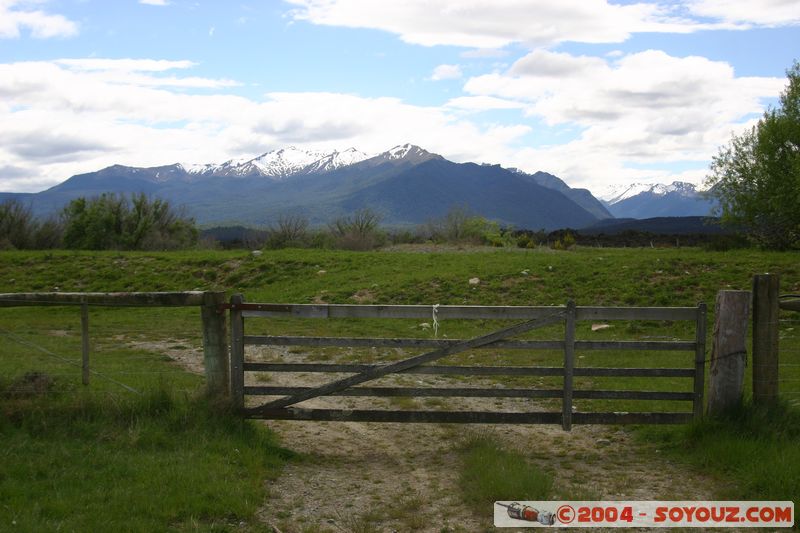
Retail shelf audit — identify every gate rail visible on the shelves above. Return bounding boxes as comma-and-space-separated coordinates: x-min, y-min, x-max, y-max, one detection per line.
230, 295, 706, 430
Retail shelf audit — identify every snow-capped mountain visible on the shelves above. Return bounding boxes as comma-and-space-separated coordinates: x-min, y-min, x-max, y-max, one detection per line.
367, 143, 441, 166
600, 181, 703, 205
184, 146, 370, 180
15, 143, 610, 230
304, 147, 370, 174
386, 144, 427, 160
599, 181, 716, 219
599, 183, 658, 205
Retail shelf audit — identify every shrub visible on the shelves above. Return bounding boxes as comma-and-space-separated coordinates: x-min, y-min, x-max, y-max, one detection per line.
328, 208, 385, 251
0, 199, 63, 249
265, 214, 310, 249
0, 199, 37, 249
426, 206, 513, 246
62, 193, 197, 250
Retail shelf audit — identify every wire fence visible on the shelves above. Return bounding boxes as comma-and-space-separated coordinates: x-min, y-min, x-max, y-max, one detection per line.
3, 290, 800, 411
0, 303, 206, 399
779, 306, 800, 408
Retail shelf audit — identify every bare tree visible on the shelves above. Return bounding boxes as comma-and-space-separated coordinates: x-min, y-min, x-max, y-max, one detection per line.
267, 213, 310, 248
328, 208, 384, 250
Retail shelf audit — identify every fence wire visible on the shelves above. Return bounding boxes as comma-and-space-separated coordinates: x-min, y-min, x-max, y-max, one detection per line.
779, 309, 800, 407
0, 305, 205, 400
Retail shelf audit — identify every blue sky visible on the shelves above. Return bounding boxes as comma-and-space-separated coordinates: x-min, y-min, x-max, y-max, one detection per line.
1, 0, 798, 195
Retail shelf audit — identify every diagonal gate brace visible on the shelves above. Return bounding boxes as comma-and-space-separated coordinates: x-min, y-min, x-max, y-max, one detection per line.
254, 311, 565, 412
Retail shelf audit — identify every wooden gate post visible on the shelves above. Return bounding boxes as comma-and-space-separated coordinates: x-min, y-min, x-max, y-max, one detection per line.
201, 291, 228, 397
707, 291, 750, 414
753, 274, 780, 403
562, 300, 576, 431
230, 294, 245, 409
693, 302, 707, 420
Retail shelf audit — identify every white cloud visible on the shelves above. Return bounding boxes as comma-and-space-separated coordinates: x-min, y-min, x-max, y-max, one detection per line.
51, 58, 240, 89
56, 58, 197, 72
686, 0, 800, 26
463, 49, 785, 190
139, 0, 170, 5
0, 59, 532, 192
285, 0, 745, 49
0, 49, 788, 196
431, 64, 462, 81
445, 95, 525, 112
0, 0, 78, 39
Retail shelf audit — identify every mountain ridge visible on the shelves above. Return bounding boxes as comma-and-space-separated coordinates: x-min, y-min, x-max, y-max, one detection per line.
3, 144, 714, 228
600, 181, 717, 219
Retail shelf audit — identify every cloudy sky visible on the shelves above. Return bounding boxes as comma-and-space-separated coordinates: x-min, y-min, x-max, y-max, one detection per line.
1, 0, 798, 195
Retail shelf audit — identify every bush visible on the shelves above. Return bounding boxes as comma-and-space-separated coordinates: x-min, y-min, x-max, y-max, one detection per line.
425, 206, 513, 246
328, 208, 385, 251
550, 230, 576, 250
265, 214, 310, 249
0, 199, 63, 249
0, 199, 36, 249
62, 193, 197, 250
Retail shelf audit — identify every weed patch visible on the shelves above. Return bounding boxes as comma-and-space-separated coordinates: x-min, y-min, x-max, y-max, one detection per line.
639, 400, 800, 503
0, 385, 293, 532
458, 434, 553, 508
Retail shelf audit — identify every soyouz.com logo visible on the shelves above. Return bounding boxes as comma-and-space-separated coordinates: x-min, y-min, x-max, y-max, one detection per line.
494, 501, 794, 528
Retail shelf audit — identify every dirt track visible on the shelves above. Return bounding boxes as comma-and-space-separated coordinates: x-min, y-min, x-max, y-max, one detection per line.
150, 339, 721, 533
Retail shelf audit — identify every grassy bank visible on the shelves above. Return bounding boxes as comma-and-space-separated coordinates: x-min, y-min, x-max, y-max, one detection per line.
0, 247, 798, 306
641, 401, 800, 507
0, 382, 293, 532
1, 246, 799, 528
3, 246, 798, 406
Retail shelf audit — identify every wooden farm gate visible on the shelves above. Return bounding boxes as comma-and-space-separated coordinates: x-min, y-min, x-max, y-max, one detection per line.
229, 295, 706, 430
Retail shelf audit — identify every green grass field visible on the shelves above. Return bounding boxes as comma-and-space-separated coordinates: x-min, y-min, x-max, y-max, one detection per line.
1, 246, 799, 529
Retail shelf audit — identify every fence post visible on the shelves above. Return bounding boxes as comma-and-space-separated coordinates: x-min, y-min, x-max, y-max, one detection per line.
753, 274, 780, 403
201, 291, 228, 398
81, 300, 90, 386
693, 302, 707, 420
230, 294, 245, 410
562, 300, 575, 431
707, 291, 749, 414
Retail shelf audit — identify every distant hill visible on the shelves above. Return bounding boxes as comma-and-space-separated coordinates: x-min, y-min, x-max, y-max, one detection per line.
581, 216, 729, 235
2, 144, 607, 231
600, 182, 717, 219
512, 169, 612, 220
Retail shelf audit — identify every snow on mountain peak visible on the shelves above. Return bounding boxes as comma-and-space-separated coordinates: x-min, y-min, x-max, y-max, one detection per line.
181, 143, 435, 181
386, 143, 427, 160
306, 147, 369, 173
247, 146, 328, 178
599, 181, 700, 205
653, 181, 699, 196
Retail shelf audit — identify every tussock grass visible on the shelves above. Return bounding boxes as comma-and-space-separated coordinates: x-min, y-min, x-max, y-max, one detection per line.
0, 381, 293, 532
639, 400, 800, 505
457, 434, 553, 507
1, 247, 799, 524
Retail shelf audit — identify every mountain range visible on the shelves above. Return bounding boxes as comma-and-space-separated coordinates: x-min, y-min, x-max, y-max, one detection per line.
1, 144, 717, 229
599, 181, 716, 219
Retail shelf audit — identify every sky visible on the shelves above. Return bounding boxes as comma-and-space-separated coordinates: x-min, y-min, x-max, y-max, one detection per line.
1, 0, 798, 196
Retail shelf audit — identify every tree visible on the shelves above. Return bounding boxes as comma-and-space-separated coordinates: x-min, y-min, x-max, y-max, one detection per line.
705, 61, 800, 250
328, 208, 384, 250
265, 213, 310, 249
425, 205, 509, 246
62, 193, 197, 250
0, 199, 63, 249
0, 199, 36, 249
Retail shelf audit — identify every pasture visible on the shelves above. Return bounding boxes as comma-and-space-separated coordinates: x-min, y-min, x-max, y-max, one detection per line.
1, 246, 799, 531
